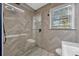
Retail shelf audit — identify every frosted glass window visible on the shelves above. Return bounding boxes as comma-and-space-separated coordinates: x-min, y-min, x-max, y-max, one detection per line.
50, 4, 75, 29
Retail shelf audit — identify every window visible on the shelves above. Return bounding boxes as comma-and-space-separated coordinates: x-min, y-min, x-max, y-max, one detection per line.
50, 4, 75, 29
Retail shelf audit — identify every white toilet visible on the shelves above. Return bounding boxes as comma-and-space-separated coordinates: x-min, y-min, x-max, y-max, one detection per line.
55, 48, 62, 55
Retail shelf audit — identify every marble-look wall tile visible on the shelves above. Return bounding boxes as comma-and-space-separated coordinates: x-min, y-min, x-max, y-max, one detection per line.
3, 3, 34, 56
35, 3, 78, 53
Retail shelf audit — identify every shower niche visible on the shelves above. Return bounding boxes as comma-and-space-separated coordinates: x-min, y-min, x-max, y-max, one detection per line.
33, 14, 42, 32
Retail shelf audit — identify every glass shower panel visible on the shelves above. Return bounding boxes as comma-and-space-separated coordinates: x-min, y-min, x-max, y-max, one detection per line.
3, 4, 29, 56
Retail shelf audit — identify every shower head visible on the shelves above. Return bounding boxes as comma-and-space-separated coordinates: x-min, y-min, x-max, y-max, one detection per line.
5, 3, 24, 12
5, 5, 14, 11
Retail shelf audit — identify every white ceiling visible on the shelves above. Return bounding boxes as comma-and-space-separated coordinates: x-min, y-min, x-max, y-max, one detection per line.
26, 3, 47, 10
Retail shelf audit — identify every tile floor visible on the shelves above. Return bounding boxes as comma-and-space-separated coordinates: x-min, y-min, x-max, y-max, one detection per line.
26, 47, 55, 56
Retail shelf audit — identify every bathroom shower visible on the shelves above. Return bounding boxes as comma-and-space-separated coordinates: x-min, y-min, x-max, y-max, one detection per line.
3, 3, 53, 56
3, 3, 79, 56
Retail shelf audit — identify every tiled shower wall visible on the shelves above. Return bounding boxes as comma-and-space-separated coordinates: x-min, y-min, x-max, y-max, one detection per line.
3, 4, 34, 55
35, 3, 79, 53
3, 3, 79, 55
